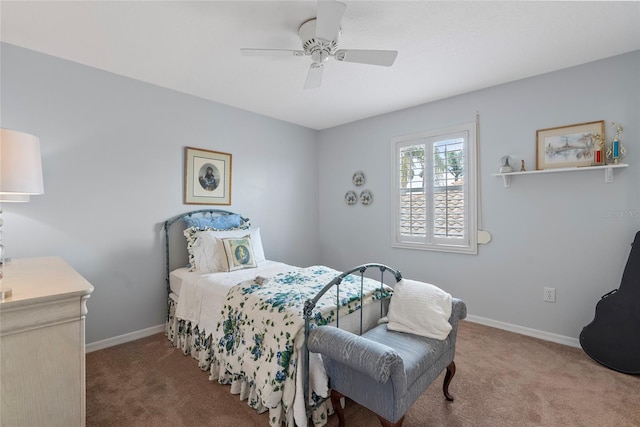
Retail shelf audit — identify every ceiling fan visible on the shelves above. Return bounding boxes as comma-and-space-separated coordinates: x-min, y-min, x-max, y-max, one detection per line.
240, 0, 398, 89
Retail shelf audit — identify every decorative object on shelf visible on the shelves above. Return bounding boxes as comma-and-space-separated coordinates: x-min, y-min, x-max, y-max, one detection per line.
499, 155, 513, 173
352, 170, 365, 186
345, 190, 357, 205
592, 132, 606, 165
359, 190, 373, 205
0, 128, 45, 300
520, 160, 526, 172
184, 147, 232, 205
536, 120, 604, 170
606, 122, 626, 164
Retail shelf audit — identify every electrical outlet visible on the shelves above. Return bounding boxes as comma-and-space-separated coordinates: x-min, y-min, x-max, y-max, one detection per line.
544, 287, 556, 303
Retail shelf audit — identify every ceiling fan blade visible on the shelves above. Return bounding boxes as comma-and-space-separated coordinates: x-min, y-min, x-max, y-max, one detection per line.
304, 63, 323, 89
315, 0, 346, 42
334, 49, 398, 66
240, 48, 305, 57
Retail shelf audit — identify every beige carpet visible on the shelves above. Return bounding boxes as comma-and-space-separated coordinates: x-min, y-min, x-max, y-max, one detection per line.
86, 321, 640, 427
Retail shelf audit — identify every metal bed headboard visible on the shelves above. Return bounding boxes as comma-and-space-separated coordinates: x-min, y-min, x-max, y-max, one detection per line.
302, 263, 402, 418
162, 209, 250, 293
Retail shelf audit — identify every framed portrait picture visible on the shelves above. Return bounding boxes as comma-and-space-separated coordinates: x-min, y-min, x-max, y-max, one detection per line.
184, 147, 232, 205
536, 120, 604, 170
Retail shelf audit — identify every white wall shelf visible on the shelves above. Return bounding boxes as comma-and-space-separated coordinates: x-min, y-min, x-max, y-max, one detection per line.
492, 163, 629, 187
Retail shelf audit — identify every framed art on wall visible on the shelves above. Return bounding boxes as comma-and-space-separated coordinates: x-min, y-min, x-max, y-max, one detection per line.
536, 120, 604, 170
184, 146, 232, 205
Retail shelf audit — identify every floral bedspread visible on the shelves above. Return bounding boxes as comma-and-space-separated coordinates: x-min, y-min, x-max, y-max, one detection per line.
209, 265, 391, 427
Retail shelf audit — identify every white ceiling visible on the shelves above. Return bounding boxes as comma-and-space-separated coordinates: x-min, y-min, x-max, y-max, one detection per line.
1, 1, 639, 130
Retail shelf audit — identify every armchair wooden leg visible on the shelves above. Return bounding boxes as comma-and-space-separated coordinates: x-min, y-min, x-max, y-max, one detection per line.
443, 360, 456, 401
331, 389, 346, 427
377, 415, 405, 427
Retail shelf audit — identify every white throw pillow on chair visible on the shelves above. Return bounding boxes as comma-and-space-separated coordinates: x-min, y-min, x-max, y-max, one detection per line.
385, 278, 453, 340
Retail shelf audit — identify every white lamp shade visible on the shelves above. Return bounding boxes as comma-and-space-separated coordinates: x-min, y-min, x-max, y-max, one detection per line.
0, 128, 44, 195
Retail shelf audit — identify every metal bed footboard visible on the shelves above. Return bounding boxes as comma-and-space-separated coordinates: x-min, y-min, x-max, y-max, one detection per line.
302, 263, 402, 419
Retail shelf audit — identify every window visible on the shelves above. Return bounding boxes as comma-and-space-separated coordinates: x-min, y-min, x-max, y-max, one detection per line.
391, 122, 477, 254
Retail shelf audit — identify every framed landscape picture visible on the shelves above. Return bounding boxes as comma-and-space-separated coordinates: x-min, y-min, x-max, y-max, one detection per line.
536, 120, 604, 170
184, 147, 232, 205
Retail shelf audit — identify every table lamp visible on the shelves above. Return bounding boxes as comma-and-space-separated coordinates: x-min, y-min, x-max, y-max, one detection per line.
0, 128, 45, 299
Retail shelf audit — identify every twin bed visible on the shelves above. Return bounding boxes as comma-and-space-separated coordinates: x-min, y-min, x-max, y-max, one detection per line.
163, 209, 402, 426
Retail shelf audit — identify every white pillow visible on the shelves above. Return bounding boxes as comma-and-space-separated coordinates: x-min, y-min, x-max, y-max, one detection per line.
191, 232, 228, 273
191, 227, 266, 273
385, 278, 453, 340
221, 236, 257, 271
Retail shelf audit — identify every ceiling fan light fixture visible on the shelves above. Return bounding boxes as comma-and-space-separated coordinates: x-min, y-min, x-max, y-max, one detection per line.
311, 49, 329, 64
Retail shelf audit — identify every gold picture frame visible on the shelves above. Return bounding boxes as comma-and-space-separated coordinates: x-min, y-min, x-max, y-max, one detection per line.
536, 120, 604, 170
184, 146, 232, 205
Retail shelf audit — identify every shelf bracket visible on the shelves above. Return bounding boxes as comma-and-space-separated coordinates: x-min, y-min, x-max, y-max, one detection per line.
604, 166, 613, 183
502, 175, 511, 188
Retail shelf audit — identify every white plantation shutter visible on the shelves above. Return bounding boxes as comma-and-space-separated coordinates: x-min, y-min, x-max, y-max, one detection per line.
392, 122, 477, 254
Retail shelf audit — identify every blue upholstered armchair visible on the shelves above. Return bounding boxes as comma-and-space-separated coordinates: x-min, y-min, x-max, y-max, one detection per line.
307, 298, 467, 427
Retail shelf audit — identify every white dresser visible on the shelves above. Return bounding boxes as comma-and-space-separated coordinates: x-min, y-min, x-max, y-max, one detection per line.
0, 257, 94, 427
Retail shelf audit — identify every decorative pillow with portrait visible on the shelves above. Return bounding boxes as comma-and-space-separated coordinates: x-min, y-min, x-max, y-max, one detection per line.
221, 236, 257, 271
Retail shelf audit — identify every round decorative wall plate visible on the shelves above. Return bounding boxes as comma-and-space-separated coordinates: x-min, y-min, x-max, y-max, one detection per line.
352, 171, 365, 186
360, 190, 373, 205
345, 190, 357, 205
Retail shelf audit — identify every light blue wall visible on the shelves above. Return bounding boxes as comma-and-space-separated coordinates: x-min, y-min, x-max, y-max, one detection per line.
3, 41, 639, 345
0, 43, 320, 344
318, 50, 640, 340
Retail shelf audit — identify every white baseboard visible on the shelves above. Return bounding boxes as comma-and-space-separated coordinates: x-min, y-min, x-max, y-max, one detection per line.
85, 324, 165, 353
85, 316, 581, 353
465, 314, 580, 348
